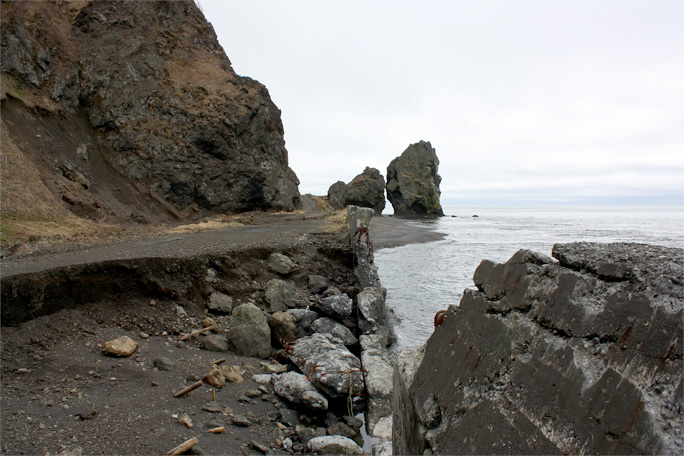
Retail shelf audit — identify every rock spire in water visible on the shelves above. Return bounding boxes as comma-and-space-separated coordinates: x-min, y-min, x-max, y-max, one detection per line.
386, 141, 443, 216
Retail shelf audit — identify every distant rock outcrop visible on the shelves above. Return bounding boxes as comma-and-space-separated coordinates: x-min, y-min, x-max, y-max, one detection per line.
386, 141, 443, 216
327, 167, 386, 214
1, 0, 300, 222
393, 242, 684, 455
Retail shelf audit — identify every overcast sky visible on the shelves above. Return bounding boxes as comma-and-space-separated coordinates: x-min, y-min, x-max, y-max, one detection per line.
199, 0, 683, 206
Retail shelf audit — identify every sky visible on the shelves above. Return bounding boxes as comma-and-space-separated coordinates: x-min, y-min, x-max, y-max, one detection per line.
198, 0, 684, 206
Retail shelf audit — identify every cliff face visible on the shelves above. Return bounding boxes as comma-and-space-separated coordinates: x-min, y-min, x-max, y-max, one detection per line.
1, 0, 300, 225
394, 242, 683, 455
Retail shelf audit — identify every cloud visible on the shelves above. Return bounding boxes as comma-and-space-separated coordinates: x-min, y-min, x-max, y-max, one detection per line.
200, 0, 684, 205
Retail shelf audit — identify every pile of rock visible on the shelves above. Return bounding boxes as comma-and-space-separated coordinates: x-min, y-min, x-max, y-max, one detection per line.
171, 206, 397, 454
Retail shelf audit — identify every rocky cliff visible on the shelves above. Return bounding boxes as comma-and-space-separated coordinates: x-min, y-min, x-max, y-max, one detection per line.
1, 0, 300, 227
386, 141, 443, 216
394, 242, 683, 455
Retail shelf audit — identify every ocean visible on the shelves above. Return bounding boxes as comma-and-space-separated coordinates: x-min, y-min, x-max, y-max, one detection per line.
373, 206, 684, 349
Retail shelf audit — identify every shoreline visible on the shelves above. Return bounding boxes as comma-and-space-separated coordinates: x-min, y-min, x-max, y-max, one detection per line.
369, 215, 446, 250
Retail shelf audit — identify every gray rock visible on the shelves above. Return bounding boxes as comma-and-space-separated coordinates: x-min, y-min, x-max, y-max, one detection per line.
268, 311, 297, 345
315, 293, 353, 320
327, 422, 358, 439
360, 339, 394, 430
153, 357, 175, 371
357, 287, 394, 344
231, 415, 252, 427
268, 252, 296, 275
311, 317, 358, 346
286, 309, 321, 337
265, 279, 295, 312
228, 303, 272, 359
207, 292, 232, 314
327, 181, 347, 210
386, 140, 443, 216
393, 243, 684, 455
308, 275, 329, 294
296, 425, 327, 444
287, 333, 364, 401
273, 371, 329, 410
200, 334, 229, 352
347, 206, 379, 288
279, 408, 301, 427
372, 441, 393, 456
306, 436, 363, 455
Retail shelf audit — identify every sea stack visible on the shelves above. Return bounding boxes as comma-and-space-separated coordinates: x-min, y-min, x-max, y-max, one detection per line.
386, 141, 444, 216
327, 167, 386, 215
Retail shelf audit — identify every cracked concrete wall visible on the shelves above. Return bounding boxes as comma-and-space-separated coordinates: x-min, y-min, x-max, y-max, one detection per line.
393, 242, 683, 455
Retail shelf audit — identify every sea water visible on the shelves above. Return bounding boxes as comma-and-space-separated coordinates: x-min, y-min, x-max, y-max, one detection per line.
374, 206, 684, 349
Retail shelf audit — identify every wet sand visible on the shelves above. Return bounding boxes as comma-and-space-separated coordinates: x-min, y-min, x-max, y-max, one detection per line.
369, 216, 446, 249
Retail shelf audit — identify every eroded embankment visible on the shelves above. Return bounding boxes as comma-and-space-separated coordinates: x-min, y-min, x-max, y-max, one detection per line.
1, 208, 398, 455
1, 236, 352, 327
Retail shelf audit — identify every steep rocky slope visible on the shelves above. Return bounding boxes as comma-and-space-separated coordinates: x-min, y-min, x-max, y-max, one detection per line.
1, 0, 300, 240
394, 242, 683, 455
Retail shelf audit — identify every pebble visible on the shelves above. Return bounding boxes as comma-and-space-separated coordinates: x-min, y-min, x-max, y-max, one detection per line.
15, 368, 29, 374
249, 440, 270, 454
139, 332, 149, 339
231, 415, 252, 427
201, 402, 222, 413
153, 357, 175, 371
179, 413, 193, 428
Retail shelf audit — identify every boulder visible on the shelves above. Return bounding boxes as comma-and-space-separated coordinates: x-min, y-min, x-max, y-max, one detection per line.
386, 140, 443, 216
207, 292, 232, 314
228, 303, 272, 359
265, 279, 295, 312
393, 242, 684, 455
314, 293, 353, 320
286, 309, 320, 337
268, 311, 297, 346
200, 334, 229, 352
357, 287, 394, 344
153, 357, 175, 371
311, 317, 358, 346
287, 333, 364, 401
327, 181, 347, 210
326, 422, 358, 440
268, 253, 296, 275
306, 436, 363, 455
308, 274, 329, 294
102, 336, 137, 357
272, 371, 329, 410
